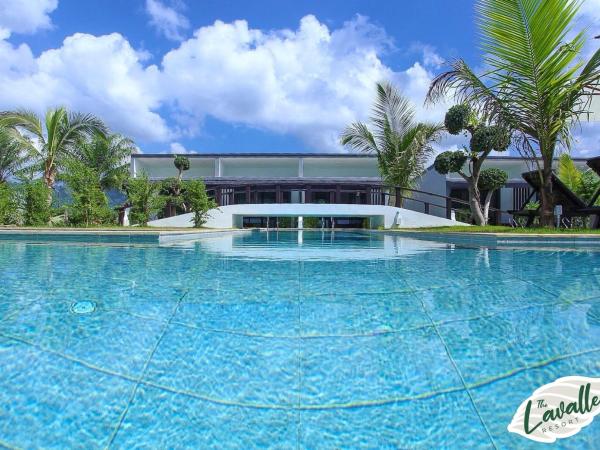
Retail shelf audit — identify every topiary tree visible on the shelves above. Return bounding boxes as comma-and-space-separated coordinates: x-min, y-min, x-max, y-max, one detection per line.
183, 179, 217, 228
174, 155, 190, 182
164, 155, 191, 215
478, 168, 508, 222
433, 104, 510, 225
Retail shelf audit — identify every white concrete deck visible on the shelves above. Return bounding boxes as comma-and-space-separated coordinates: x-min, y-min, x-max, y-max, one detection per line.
147, 203, 468, 229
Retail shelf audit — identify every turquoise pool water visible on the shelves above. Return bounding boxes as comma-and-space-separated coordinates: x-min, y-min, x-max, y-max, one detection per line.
1, 230, 600, 449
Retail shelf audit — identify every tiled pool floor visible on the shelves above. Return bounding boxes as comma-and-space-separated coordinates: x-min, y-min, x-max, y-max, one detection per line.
1, 232, 600, 448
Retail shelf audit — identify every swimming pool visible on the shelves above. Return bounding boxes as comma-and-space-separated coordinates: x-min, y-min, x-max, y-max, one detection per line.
1, 230, 599, 448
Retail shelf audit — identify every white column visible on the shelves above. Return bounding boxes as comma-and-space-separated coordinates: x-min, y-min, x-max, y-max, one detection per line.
298, 216, 303, 229
215, 158, 222, 177
131, 157, 137, 177
298, 157, 304, 177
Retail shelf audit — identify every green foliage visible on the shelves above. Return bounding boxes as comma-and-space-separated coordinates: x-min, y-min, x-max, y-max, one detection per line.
302, 217, 320, 228
478, 167, 508, 190
427, 0, 600, 225
24, 180, 51, 226
161, 177, 184, 210
580, 171, 600, 205
433, 150, 468, 175
557, 153, 583, 192
183, 179, 217, 228
525, 201, 540, 211
340, 82, 443, 206
0, 183, 15, 224
470, 125, 510, 154
125, 173, 166, 226
69, 133, 134, 191
174, 155, 190, 174
0, 126, 28, 183
0, 107, 107, 189
558, 153, 600, 204
62, 159, 114, 226
444, 104, 472, 134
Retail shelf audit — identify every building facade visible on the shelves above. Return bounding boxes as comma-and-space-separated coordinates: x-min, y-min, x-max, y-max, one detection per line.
131, 153, 589, 225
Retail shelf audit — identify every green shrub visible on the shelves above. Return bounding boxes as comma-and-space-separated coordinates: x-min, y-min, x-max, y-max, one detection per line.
126, 172, 166, 226
62, 160, 114, 226
0, 184, 12, 224
302, 217, 321, 228
24, 180, 51, 226
183, 179, 217, 227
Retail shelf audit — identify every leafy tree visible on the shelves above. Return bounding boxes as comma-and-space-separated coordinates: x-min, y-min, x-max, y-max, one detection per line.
341, 81, 443, 207
24, 180, 51, 226
0, 108, 107, 193
183, 179, 217, 227
62, 159, 114, 226
69, 133, 135, 191
433, 104, 510, 224
478, 168, 508, 221
0, 126, 28, 183
427, 0, 600, 227
125, 172, 166, 226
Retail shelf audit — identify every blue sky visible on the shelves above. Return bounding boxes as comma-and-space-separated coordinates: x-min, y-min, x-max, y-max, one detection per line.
0, 0, 598, 155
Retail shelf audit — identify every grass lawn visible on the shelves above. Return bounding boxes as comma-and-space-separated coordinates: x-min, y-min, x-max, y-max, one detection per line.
399, 225, 600, 234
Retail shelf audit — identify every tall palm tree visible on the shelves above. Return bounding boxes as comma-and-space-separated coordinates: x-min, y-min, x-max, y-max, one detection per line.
0, 107, 107, 190
427, 0, 600, 227
68, 133, 136, 190
341, 81, 443, 207
0, 125, 28, 183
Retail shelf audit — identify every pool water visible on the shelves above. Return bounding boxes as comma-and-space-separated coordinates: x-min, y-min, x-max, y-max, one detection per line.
1, 230, 600, 449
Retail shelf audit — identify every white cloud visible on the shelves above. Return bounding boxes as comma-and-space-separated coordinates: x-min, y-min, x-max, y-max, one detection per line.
159, 15, 446, 150
170, 142, 192, 153
0, 32, 170, 141
145, 0, 189, 41
0, 0, 57, 37
0, 14, 454, 151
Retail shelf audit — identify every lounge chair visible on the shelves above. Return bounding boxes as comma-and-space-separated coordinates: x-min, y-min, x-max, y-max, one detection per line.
509, 170, 597, 227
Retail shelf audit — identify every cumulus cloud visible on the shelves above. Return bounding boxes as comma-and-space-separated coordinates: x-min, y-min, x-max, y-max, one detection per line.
0, 13, 450, 151
0, 0, 57, 37
0, 33, 170, 141
159, 15, 447, 150
145, 0, 189, 41
170, 142, 192, 153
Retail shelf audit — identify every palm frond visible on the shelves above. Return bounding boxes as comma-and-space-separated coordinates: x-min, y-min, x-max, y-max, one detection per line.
0, 109, 44, 140
557, 152, 582, 192
340, 122, 379, 154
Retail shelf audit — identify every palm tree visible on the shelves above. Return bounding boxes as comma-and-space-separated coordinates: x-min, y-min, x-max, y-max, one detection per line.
341, 81, 443, 207
427, 0, 600, 227
0, 125, 28, 183
0, 107, 107, 191
68, 133, 135, 191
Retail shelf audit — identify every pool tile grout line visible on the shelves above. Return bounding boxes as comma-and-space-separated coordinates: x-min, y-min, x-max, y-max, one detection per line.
0, 438, 22, 450
104, 289, 190, 449
393, 271, 499, 450
2, 327, 600, 413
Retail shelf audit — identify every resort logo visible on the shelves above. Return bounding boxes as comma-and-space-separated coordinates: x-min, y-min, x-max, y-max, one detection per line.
508, 376, 600, 443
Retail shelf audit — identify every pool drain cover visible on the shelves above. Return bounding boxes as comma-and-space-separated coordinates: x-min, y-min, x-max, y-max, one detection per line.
70, 301, 96, 315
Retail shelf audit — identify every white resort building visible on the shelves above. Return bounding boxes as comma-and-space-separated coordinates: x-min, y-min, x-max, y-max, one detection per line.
130, 153, 588, 228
